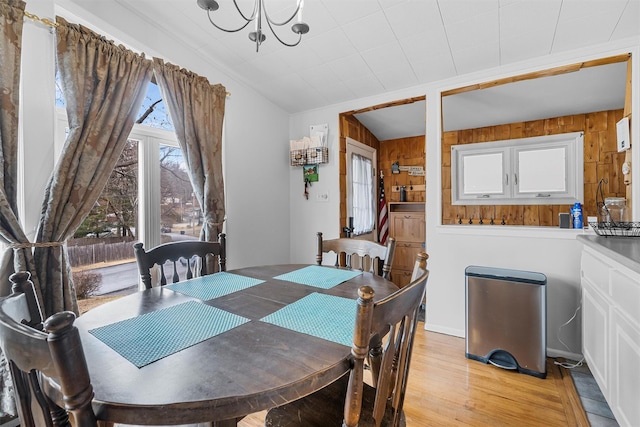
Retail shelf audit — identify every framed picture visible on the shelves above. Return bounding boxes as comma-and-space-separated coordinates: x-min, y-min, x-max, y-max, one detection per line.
303, 165, 318, 182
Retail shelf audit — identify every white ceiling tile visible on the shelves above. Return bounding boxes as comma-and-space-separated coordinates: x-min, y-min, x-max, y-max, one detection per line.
321, 0, 382, 26
499, 0, 561, 36
437, 0, 499, 25
299, 63, 342, 88
341, 11, 398, 51
557, 0, 628, 21
317, 80, 358, 105
298, 0, 340, 36
304, 28, 356, 62
326, 54, 373, 81
399, 27, 451, 64
375, 62, 418, 91
552, 12, 629, 52
445, 9, 500, 52
611, 0, 640, 40
500, 31, 554, 65
341, 73, 386, 98
360, 42, 410, 71
382, 0, 443, 40
451, 42, 500, 75
412, 53, 457, 83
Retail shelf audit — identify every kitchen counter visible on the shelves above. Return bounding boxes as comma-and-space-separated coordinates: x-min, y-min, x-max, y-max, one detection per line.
577, 235, 640, 275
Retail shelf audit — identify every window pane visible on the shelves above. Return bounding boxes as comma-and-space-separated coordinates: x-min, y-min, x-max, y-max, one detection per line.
160, 145, 202, 240
463, 152, 503, 194
351, 153, 374, 235
518, 147, 566, 193
69, 139, 140, 304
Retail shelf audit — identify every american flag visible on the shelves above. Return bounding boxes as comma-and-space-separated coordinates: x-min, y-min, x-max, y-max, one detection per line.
378, 171, 389, 245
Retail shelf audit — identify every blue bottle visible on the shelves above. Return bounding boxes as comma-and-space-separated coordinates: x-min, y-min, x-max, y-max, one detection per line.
572, 202, 583, 229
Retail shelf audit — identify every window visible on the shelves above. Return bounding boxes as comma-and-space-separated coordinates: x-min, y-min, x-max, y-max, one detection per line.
346, 138, 376, 236
451, 132, 583, 205
58, 81, 205, 300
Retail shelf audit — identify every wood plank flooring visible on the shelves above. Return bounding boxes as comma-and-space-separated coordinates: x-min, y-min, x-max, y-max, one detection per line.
240, 327, 588, 427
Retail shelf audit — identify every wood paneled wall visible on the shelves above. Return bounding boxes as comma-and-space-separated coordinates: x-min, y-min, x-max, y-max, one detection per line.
441, 109, 626, 226
379, 136, 426, 203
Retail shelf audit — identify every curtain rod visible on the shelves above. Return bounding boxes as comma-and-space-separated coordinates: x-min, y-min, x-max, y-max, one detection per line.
24, 11, 58, 28
23, 11, 231, 98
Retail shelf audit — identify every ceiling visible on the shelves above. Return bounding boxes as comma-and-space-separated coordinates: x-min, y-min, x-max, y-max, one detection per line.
63, 0, 638, 139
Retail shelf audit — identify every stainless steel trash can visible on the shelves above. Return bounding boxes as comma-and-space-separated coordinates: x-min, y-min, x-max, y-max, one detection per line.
465, 266, 547, 378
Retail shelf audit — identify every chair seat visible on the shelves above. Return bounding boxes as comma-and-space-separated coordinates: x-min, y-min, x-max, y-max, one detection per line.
264, 375, 406, 427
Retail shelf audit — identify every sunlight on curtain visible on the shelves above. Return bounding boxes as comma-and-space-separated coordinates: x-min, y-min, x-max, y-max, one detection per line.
351, 153, 374, 235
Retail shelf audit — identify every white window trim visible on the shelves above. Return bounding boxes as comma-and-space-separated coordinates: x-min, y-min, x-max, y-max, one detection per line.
451, 132, 584, 205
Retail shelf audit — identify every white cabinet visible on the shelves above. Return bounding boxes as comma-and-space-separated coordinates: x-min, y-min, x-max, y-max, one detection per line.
580, 244, 640, 427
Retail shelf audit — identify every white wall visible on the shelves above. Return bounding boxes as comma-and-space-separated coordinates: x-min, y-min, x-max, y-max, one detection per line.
22, 0, 293, 269
290, 38, 640, 359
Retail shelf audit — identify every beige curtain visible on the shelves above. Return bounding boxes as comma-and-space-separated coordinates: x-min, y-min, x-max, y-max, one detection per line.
0, 0, 28, 416
152, 59, 226, 246
0, 0, 39, 296
33, 17, 153, 316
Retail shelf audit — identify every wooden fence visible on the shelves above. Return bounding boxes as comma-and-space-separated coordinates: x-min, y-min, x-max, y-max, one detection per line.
68, 237, 136, 267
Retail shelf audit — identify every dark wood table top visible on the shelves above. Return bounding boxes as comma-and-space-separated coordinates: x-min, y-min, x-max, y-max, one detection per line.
65, 264, 398, 426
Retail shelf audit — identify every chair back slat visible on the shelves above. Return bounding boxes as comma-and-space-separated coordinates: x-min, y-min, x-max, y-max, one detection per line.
317, 232, 396, 279
134, 233, 226, 289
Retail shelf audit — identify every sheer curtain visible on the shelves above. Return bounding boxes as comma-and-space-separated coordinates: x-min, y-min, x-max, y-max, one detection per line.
352, 153, 374, 235
152, 58, 226, 252
33, 17, 153, 316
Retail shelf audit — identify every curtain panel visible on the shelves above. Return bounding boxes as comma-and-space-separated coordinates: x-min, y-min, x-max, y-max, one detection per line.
33, 16, 153, 317
0, 0, 26, 416
152, 59, 226, 246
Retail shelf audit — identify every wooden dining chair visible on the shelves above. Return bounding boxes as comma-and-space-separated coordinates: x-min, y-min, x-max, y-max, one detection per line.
133, 233, 226, 289
265, 252, 429, 427
0, 272, 100, 427
316, 232, 396, 280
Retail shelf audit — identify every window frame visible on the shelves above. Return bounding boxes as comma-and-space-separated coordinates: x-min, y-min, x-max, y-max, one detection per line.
451, 132, 584, 205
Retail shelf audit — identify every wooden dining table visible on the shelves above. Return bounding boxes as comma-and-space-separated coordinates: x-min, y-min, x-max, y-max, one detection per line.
52, 264, 399, 426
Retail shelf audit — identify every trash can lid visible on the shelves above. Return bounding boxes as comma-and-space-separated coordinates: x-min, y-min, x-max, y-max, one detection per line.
465, 265, 547, 285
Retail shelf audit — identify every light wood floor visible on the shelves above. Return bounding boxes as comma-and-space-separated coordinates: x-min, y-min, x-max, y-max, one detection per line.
239, 326, 588, 427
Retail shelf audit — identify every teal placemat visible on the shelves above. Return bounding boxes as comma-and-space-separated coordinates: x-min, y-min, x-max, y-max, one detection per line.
165, 272, 265, 301
274, 265, 362, 289
89, 301, 249, 368
260, 293, 356, 347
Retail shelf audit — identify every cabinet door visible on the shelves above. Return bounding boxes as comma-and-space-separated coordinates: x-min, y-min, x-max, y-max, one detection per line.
610, 310, 640, 427
394, 242, 423, 270
391, 270, 414, 288
582, 283, 610, 398
390, 213, 425, 243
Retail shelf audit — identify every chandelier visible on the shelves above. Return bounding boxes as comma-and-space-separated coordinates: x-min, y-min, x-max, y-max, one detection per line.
196, 0, 310, 52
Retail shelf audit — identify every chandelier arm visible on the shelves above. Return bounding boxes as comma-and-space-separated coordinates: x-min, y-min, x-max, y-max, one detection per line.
262, 2, 300, 27
231, 0, 258, 22
206, 10, 252, 33
264, 18, 303, 47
